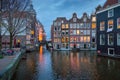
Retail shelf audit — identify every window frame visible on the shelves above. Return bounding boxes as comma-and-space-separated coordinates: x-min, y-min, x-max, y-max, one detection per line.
117, 18, 120, 29
108, 33, 114, 46
100, 21, 105, 31
108, 9, 114, 18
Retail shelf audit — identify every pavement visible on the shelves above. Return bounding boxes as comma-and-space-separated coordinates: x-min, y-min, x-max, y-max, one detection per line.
0, 51, 20, 73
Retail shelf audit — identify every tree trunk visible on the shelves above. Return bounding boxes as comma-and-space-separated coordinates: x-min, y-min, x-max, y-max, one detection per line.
10, 33, 13, 49
0, 35, 2, 51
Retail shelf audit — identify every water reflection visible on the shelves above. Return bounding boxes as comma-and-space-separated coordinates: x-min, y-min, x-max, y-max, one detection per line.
51, 51, 98, 80
12, 46, 120, 80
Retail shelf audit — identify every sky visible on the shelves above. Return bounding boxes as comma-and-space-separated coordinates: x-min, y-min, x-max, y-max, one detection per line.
32, 0, 106, 39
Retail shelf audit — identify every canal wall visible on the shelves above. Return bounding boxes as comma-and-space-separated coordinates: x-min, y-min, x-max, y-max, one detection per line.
0, 50, 25, 80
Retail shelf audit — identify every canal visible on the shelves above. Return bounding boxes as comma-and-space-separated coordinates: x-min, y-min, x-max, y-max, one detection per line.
12, 46, 120, 80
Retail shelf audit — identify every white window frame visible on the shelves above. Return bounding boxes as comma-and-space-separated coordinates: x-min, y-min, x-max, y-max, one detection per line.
108, 48, 114, 56
117, 33, 120, 46
107, 20, 113, 32
108, 34, 114, 45
108, 9, 114, 18
100, 21, 105, 31
100, 34, 105, 45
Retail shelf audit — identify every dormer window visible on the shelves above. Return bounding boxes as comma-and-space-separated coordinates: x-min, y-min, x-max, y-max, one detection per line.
73, 18, 76, 22
83, 18, 87, 22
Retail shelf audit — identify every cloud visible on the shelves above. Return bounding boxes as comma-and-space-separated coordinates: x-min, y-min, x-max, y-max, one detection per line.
32, 0, 106, 39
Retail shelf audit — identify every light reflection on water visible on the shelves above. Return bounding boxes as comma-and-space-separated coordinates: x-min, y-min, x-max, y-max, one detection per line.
12, 46, 120, 80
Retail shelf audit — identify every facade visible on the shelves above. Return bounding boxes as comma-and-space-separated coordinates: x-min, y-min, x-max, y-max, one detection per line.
1, 0, 38, 50
51, 13, 97, 50
52, 17, 66, 50
91, 13, 97, 50
69, 13, 91, 50
96, 0, 120, 56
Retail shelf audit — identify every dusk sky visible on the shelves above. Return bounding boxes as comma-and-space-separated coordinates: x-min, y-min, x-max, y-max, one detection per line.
32, 0, 106, 39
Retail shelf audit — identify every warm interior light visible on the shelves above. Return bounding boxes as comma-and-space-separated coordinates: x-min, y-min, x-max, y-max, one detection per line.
31, 30, 34, 34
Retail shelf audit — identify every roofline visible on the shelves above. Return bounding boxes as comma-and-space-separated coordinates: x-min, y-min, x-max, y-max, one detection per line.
96, 3, 120, 14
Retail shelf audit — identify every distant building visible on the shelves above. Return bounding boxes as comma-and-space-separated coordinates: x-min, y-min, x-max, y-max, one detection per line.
52, 17, 66, 50
51, 13, 97, 50
96, 0, 120, 56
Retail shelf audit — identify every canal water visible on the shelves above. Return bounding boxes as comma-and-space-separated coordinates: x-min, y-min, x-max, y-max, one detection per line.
12, 46, 120, 80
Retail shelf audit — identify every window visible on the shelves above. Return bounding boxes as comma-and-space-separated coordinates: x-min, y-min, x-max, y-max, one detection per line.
54, 27, 57, 31
77, 23, 79, 28
70, 30, 72, 34
73, 18, 77, 22
92, 38, 95, 42
73, 30, 76, 35
86, 30, 90, 35
76, 30, 80, 35
108, 48, 114, 55
92, 17, 96, 22
117, 18, 120, 29
83, 18, 87, 22
108, 34, 114, 45
100, 34, 105, 45
80, 36, 83, 42
73, 23, 76, 28
107, 20, 113, 32
62, 24, 65, 29
117, 33, 120, 46
100, 22, 105, 31
108, 9, 114, 17
66, 24, 69, 28
70, 37, 73, 42
86, 36, 90, 42
84, 36, 87, 42
70, 24, 73, 28
92, 23, 96, 29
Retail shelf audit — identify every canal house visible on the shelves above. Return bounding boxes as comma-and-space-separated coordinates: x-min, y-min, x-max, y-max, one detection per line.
96, 0, 120, 56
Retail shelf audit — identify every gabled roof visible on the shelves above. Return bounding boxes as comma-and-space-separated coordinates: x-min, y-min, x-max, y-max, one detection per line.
103, 0, 118, 8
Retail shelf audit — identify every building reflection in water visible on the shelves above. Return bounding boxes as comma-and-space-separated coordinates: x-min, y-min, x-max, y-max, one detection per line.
51, 51, 98, 80
12, 49, 120, 80
39, 46, 44, 64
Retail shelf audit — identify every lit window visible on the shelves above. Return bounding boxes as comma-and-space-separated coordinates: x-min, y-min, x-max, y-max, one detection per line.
92, 23, 96, 29
92, 17, 96, 22
66, 24, 69, 28
107, 20, 113, 32
84, 36, 87, 42
100, 22, 105, 31
100, 34, 105, 45
117, 18, 120, 29
80, 36, 83, 42
108, 9, 114, 17
62, 24, 65, 29
108, 34, 114, 45
117, 33, 120, 46
77, 30, 80, 35
70, 37, 74, 42
86, 36, 90, 42
62, 37, 65, 43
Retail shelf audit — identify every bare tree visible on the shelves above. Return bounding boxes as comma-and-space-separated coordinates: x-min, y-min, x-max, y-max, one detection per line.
2, 0, 29, 48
